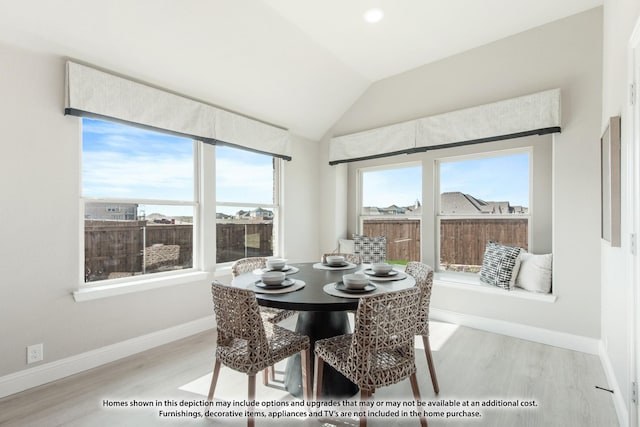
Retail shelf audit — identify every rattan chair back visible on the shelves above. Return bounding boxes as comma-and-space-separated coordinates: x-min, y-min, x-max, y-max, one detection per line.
231, 257, 267, 277
211, 282, 270, 372
405, 261, 434, 336
348, 287, 422, 389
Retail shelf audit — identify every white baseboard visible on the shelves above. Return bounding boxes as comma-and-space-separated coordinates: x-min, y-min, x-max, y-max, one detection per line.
430, 308, 600, 354
599, 341, 629, 427
0, 316, 215, 399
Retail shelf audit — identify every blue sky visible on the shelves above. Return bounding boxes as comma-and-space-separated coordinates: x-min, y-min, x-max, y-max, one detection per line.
82, 118, 274, 216
84, 118, 529, 216
82, 119, 193, 201
440, 153, 529, 207
362, 166, 422, 208
362, 152, 529, 209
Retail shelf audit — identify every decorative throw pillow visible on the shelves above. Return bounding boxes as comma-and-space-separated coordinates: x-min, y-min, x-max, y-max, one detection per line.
515, 253, 553, 293
479, 241, 522, 290
352, 234, 387, 263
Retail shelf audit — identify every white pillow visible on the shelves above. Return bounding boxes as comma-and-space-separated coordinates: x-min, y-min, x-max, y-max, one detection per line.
338, 239, 355, 254
515, 253, 552, 293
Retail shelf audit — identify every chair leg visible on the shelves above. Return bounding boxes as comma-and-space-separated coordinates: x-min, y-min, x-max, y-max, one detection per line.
313, 354, 324, 401
422, 335, 440, 394
360, 389, 371, 427
248, 374, 256, 427
263, 368, 269, 386
207, 359, 222, 400
301, 349, 312, 402
269, 365, 275, 381
409, 373, 428, 427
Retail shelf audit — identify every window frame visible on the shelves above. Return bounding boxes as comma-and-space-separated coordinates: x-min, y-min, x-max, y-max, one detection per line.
357, 161, 423, 262
79, 118, 203, 288
434, 147, 533, 273
214, 146, 283, 267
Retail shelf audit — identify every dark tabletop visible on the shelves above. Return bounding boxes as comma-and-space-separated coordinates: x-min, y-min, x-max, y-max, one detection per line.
230, 262, 415, 312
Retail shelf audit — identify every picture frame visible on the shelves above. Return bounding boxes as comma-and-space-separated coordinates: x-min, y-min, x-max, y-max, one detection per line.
601, 116, 621, 247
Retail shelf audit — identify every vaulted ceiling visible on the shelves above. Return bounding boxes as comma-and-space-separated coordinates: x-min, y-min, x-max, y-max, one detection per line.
0, 0, 602, 140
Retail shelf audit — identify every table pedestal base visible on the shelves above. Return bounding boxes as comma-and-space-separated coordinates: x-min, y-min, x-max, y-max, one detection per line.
285, 311, 358, 399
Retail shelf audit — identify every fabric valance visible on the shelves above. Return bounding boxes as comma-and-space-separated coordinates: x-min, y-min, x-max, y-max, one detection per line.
329, 121, 416, 164
329, 88, 561, 165
65, 61, 291, 160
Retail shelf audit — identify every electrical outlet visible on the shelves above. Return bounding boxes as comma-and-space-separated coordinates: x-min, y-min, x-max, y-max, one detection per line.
27, 343, 43, 364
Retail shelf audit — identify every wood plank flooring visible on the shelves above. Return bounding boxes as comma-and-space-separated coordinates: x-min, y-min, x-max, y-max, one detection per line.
0, 319, 618, 427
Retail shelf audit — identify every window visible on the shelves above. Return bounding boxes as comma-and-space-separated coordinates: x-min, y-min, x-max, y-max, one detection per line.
359, 163, 422, 263
215, 145, 280, 263
82, 118, 198, 283
437, 150, 530, 272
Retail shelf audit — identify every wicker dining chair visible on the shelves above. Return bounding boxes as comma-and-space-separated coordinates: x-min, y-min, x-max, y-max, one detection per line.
231, 257, 297, 383
208, 282, 311, 427
405, 261, 439, 394
320, 252, 363, 265
231, 257, 296, 325
313, 287, 428, 427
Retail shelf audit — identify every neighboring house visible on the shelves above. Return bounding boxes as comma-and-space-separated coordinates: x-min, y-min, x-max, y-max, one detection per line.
84, 202, 138, 220
250, 207, 274, 220
232, 208, 273, 221
216, 212, 234, 220
440, 192, 527, 215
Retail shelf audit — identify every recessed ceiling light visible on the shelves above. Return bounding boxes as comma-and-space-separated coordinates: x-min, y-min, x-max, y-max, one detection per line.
363, 8, 384, 24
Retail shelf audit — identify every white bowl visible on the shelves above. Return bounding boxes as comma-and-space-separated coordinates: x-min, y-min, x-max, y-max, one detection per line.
262, 271, 286, 285
326, 255, 345, 266
372, 262, 393, 275
343, 273, 369, 289
267, 258, 286, 271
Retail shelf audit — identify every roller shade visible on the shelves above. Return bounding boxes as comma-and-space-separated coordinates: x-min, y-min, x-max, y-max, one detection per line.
329, 89, 560, 165
65, 61, 291, 160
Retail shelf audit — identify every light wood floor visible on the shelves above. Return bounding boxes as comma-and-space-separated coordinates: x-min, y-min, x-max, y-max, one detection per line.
0, 319, 618, 427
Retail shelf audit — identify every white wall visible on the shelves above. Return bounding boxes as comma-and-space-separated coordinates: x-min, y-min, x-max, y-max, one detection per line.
601, 0, 640, 424
322, 8, 603, 338
283, 134, 322, 262
0, 41, 321, 381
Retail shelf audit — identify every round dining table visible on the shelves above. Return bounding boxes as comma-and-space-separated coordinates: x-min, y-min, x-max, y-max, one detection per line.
230, 261, 416, 399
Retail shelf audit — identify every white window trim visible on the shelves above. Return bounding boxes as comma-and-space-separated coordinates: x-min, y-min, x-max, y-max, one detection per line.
434, 147, 532, 273
356, 160, 422, 235
214, 152, 283, 269
79, 130, 203, 290
73, 270, 210, 302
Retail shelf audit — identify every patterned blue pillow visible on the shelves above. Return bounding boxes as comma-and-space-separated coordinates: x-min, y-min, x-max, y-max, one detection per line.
353, 234, 387, 263
479, 241, 522, 290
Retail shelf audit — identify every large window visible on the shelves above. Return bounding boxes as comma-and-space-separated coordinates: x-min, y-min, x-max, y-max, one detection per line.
359, 163, 422, 263
82, 118, 198, 283
215, 146, 280, 263
437, 150, 530, 272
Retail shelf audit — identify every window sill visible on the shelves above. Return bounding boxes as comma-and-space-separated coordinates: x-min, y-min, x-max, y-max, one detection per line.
434, 272, 557, 303
73, 271, 211, 302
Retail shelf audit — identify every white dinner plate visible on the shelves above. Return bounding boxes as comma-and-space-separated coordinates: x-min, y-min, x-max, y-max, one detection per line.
334, 282, 376, 293
254, 278, 296, 289
363, 268, 399, 277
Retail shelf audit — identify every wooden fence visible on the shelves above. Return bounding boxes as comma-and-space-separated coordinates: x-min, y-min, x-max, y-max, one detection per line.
85, 220, 273, 281
363, 219, 421, 262
84, 220, 194, 281
363, 217, 528, 267
440, 218, 528, 267
215, 223, 273, 263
